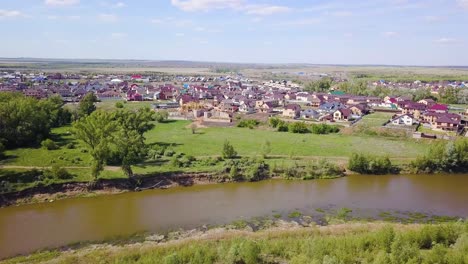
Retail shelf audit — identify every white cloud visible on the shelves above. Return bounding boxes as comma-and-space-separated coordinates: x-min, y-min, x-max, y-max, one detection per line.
195, 27, 205, 31
0, 9, 24, 18
457, 0, 468, 9
68, 15, 80, 20
98, 13, 118, 22
111, 32, 127, 38
276, 18, 321, 26
45, 0, 80, 6
175, 33, 185, 37
114, 2, 126, 8
171, 0, 290, 15
434, 38, 457, 44
244, 5, 291, 15
382, 31, 398, 37
149, 17, 193, 27
171, 0, 243, 12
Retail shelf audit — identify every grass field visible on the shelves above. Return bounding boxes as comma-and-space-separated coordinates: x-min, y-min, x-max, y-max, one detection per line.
65, 101, 156, 113
356, 112, 394, 127
145, 120, 429, 159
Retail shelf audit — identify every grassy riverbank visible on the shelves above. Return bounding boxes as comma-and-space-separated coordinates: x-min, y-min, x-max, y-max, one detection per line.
3, 220, 467, 264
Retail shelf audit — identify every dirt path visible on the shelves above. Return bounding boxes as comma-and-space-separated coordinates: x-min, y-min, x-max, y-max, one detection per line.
0, 165, 121, 171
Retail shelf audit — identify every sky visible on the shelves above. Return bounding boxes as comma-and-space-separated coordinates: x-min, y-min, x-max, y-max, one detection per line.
0, 0, 468, 65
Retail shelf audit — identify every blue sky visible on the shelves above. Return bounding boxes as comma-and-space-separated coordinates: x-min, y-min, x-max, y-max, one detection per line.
0, 0, 467, 65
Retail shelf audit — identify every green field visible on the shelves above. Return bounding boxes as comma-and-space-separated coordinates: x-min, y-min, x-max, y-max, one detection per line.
65, 101, 156, 112
1, 119, 431, 168
145, 120, 428, 159
357, 112, 394, 127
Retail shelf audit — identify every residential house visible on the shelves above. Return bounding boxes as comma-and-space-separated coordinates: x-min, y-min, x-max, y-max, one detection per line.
428, 104, 448, 113
333, 108, 351, 121
390, 114, 416, 126
282, 104, 301, 118
418, 98, 436, 107
300, 109, 320, 120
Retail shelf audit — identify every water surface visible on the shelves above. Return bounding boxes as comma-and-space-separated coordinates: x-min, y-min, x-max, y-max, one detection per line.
0, 174, 467, 259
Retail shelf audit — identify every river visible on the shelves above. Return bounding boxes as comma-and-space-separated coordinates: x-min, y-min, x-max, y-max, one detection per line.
1, 174, 467, 259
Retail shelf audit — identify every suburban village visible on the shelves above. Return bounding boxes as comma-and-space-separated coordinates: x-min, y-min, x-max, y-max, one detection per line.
1, 70, 467, 138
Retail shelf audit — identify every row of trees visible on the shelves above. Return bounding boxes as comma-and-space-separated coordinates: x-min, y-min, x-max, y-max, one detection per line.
73, 108, 155, 179
304, 78, 467, 104
269, 118, 340, 134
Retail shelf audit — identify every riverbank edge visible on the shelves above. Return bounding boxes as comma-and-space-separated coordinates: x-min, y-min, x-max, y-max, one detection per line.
2, 219, 465, 264
0, 170, 348, 207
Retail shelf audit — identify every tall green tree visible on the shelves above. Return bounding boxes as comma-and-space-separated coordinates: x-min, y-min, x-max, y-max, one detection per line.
78, 92, 98, 117
111, 108, 155, 177
73, 111, 117, 180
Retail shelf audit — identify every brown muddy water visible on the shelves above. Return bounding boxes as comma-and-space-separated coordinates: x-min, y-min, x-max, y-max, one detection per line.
0, 174, 467, 259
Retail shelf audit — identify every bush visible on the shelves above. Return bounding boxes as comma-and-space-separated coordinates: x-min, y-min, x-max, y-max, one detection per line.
41, 139, 60, 150
311, 124, 340, 134
115, 101, 124, 108
237, 119, 260, 129
288, 122, 309, 133
348, 153, 396, 174
269, 117, 281, 128
164, 149, 176, 157
170, 156, 182, 168
410, 139, 468, 173
155, 110, 169, 123
277, 121, 289, 132
222, 140, 237, 159
65, 142, 76, 149
43, 165, 73, 180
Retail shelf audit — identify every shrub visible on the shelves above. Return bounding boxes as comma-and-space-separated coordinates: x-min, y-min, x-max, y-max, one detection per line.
44, 165, 73, 180
164, 149, 176, 157
277, 121, 289, 132
410, 139, 468, 173
41, 139, 60, 150
115, 101, 124, 108
237, 119, 260, 129
170, 156, 182, 168
348, 153, 395, 174
311, 124, 340, 134
269, 117, 281, 128
155, 110, 169, 123
222, 140, 237, 159
65, 142, 76, 149
288, 122, 309, 133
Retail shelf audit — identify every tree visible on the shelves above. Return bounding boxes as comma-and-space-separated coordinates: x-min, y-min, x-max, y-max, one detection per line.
0, 92, 50, 147
40, 95, 72, 127
261, 140, 271, 159
73, 111, 117, 180
111, 108, 154, 177
155, 110, 169, 123
78, 92, 98, 117
222, 140, 237, 159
